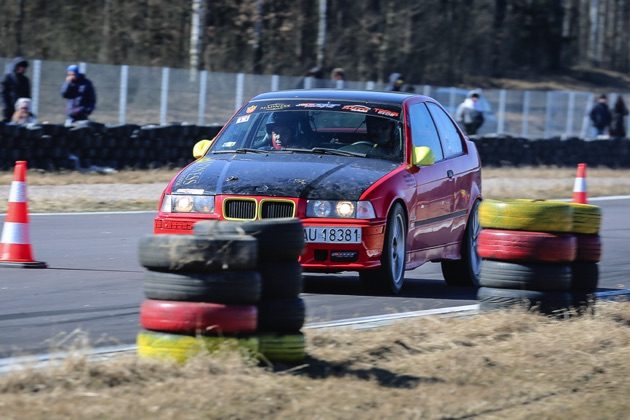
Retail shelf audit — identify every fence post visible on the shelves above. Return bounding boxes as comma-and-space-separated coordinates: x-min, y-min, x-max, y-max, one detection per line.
160, 67, 170, 125
198, 70, 207, 126
366, 81, 375, 90
271, 74, 279, 92
449, 87, 456, 114
118, 65, 128, 125
521, 90, 530, 138
423, 85, 431, 97
31, 60, 41, 117
544, 91, 553, 138
565, 91, 575, 138
235, 73, 245, 110
304, 76, 313, 89
497, 89, 507, 134
79, 62, 87, 74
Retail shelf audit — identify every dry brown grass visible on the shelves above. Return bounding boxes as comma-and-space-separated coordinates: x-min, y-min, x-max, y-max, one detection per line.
0, 302, 628, 419
0, 167, 628, 213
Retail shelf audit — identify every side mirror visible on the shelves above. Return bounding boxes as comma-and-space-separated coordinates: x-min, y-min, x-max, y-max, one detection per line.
192, 139, 213, 159
412, 146, 435, 166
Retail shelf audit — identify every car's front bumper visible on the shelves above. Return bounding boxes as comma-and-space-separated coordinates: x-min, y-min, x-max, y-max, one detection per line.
154, 211, 386, 272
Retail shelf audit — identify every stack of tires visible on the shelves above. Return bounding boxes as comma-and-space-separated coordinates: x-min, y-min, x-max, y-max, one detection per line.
569, 203, 602, 311
194, 219, 307, 364
136, 233, 261, 363
476, 199, 601, 315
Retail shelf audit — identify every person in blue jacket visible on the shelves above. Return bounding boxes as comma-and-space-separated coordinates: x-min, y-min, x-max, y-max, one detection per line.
61, 64, 96, 124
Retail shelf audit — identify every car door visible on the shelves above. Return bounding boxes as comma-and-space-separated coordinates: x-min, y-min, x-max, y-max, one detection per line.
425, 102, 471, 245
407, 102, 454, 256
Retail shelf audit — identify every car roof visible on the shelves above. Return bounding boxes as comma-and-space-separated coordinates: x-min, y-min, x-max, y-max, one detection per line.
250, 89, 431, 106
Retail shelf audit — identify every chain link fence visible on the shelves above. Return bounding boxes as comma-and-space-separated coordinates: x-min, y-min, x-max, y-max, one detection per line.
3, 57, 628, 138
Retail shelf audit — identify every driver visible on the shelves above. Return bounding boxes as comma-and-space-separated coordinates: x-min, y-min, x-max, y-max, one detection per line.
265, 112, 298, 149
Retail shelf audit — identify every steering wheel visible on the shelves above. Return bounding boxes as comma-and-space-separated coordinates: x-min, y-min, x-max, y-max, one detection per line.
349, 141, 374, 147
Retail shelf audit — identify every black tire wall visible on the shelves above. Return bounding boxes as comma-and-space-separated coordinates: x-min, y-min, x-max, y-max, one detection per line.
1, 122, 629, 171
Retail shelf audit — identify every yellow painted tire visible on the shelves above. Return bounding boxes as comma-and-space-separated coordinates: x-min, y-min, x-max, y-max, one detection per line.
137, 330, 258, 364
565, 202, 601, 234
258, 333, 306, 363
479, 199, 573, 232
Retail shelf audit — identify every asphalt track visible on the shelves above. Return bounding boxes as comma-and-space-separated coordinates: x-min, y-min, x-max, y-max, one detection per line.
0, 197, 628, 358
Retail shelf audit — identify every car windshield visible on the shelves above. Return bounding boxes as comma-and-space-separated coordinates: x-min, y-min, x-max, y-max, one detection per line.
210, 101, 404, 162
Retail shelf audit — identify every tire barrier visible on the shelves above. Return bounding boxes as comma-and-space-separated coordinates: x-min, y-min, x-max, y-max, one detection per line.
2, 121, 629, 172
470, 135, 630, 168
138, 218, 306, 364
0, 122, 222, 171
477, 198, 603, 315
195, 219, 307, 363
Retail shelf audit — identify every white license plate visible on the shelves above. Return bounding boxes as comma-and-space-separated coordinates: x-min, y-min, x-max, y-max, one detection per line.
304, 227, 362, 244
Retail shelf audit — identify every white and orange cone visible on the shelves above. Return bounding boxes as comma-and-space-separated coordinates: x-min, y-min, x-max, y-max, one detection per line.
0, 161, 47, 268
572, 163, 588, 204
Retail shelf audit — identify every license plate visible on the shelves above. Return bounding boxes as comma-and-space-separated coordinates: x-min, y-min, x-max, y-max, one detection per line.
304, 227, 362, 244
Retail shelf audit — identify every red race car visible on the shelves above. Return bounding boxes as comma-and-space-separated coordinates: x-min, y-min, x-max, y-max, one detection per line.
154, 90, 482, 294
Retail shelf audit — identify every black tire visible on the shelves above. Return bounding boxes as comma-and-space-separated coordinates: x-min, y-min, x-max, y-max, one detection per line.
258, 261, 303, 299
257, 298, 305, 333
571, 262, 599, 292
195, 218, 304, 262
138, 234, 257, 272
442, 200, 481, 287
479, 260, 571, 291
144, 270, 261, 304
360, 203, 407, 295
477, 287, 572, 315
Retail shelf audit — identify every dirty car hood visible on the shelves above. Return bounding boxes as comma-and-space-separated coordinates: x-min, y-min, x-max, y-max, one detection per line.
171, 153, 400, 200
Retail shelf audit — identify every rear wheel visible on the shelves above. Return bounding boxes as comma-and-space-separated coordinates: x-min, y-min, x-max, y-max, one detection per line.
442, 200, 481, 287
360, 203, 407, 295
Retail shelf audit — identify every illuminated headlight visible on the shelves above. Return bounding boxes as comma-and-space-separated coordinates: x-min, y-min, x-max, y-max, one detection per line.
306, 200, 375, 218
160, 194, 215, 213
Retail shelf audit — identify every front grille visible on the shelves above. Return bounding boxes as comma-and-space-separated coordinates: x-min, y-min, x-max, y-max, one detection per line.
261, 201, 294, 219
224, 199, 256, 220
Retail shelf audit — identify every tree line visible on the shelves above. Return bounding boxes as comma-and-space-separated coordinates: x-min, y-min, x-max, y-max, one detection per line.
1, 0, 628, 85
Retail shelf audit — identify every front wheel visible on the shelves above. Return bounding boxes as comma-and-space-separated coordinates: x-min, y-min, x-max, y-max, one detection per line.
442, 200, 481, 287
360, 203, 407, 294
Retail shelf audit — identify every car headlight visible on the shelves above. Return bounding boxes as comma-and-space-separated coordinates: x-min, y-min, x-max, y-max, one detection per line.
306, 200, 375, 218
160, 194, 215, 213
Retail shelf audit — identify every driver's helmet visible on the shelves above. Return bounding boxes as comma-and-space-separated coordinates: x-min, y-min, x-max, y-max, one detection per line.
365, 115, 395, 146
265, 112, 297, 135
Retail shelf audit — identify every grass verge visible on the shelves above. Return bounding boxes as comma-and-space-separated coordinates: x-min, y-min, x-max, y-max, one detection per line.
0, 302, 628, 419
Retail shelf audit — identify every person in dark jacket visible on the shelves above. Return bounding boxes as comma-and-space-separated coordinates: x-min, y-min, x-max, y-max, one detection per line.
610, 96, 628, 138
589, 94, 612, 136
61, 64, 96, 124
386, 73, 404, 91
1, 57, 31, 122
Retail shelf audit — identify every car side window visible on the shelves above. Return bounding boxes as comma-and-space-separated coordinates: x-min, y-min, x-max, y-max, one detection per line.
426, 102, 464, 158
408, 103, 444, 161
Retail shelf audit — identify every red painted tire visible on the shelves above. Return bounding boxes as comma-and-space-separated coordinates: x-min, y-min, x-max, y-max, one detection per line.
140, 299, 257, 334
477, 229, 576, 263
575, 234, 601, 262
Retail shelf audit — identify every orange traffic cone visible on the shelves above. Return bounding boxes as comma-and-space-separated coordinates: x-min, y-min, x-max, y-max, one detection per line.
572, 163, 588, 204
0, 161, 47, 268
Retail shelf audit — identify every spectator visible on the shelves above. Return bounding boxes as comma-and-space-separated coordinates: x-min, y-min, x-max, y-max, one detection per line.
2, 57, 31, 122
10, 97, 36, 125
330, 67, 346, 89
589, 94, 612, 137
610, 96, 628, 138
61, 64, 96, 125
455, 91, 484, 135
386, 73, 404, 91
296, 66, 327, 89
